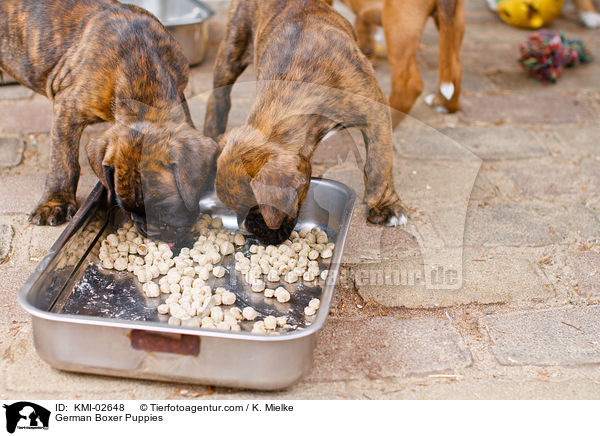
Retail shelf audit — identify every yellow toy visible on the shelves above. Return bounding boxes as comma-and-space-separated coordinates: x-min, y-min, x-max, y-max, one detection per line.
487, 0, 564, 29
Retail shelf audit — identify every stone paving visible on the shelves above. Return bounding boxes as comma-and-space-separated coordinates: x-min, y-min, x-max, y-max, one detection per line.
2, 0, 600, 399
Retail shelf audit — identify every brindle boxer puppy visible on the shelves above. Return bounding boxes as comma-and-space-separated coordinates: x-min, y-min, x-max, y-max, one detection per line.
0, 0, 217, 240
204, 0, 406, 244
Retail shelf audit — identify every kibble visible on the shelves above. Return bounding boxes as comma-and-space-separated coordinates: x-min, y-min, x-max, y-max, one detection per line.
98, 216, 336, 335
274, 287, 290, 303
242, 307, 259, 321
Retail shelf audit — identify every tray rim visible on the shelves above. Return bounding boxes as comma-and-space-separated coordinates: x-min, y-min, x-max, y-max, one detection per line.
18, 178, 357, 343
123, 0, 215, 27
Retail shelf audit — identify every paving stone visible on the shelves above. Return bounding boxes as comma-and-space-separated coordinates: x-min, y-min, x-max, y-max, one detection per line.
307, 316, 472, 381
479, 305, 600, 366
485, 158, 600, 202
0, 266, 35, 323
0, 85, 34, 100
564, 251, 600, 298
438, 126, 550, 160
0, 175, 98, 215
552, 126, 600, 158
463, 203, 600, 247
28, 225, 64, 262
460, 95, 594, 125
0, 136, 24, 167
0, 324, 136, 396
0, 224, 13, 264
353, 246, 555, 307
0, 96, 52, 134
461, 248, 555, 304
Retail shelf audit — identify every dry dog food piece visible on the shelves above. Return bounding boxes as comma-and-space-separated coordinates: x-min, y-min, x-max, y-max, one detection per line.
142, 282, 160, 298
264, 288, 275, 298
201, 317, 215, 329
229, 307, 242, 320
284, 271, 298, 284
251, 279, 265, 293
304, 306, 316, 316
252, 320, 266, 334
220, 241, 234, 256
264, 315, 277, 330
168, 316, 181, 326
274, 287, 291, 303
276, 316, 287, 327
267, 270, 280, 282
321, 248, 333, 259
101, 258, 114, 270
303, 270, 315, 282
210, 306, 224, 323
308, 298, 320, 310
157, 303, 169, 314
113, 256, 128, 271
212, 265, 226, 278
234, 232, 246, 246
221, 290, 236, 305
242, 306, 259, 321
320, 269, 329, 280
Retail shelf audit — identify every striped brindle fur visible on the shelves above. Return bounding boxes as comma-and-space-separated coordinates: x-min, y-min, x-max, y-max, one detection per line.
0, 0, 217, 241
204, 0, 406, 245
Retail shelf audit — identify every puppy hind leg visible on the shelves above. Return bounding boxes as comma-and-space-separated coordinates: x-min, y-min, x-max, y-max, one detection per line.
383, 0, 433, 127
29, 105, 84, 226
355, 15, 378, 66
204, 2, 251, 139
361, 124, 407, 226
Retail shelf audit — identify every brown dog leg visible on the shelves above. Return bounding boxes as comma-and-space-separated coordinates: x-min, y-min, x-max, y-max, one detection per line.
204, 0, 251, 139
361, 122, 406, 226
425, 0, 464, 114
383, 0, 434, 128
29, 104, 84, 226
355, 9, 379, 65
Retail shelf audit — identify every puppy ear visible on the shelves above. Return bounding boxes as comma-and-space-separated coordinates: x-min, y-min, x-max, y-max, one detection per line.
170, 127, 218, 212
86, 127, 117, 187
250, 155, 309, 230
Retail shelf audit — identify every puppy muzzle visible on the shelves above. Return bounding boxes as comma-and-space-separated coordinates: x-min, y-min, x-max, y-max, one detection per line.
242, 206, 297, 245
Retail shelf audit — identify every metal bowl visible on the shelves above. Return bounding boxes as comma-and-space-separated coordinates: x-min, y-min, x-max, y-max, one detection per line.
121, 0, 214, 66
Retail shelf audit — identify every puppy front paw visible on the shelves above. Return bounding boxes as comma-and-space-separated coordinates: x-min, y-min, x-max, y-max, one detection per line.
580, 11, 600, 29
367, 204, 408, 227
29, 197, 78, 226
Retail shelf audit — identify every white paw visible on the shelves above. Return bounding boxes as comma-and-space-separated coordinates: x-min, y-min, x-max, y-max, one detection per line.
440, 82, 455, 101
580, 11, 600, 28
387, 212, 408, 227
486, 0, 498, 11
425, 93, 449, 113
424, 93, 435, 106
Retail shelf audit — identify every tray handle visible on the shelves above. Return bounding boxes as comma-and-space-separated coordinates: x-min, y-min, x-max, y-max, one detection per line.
130, 330, 200, 356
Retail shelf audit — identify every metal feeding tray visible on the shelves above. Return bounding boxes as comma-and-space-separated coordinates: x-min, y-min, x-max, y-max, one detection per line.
122, 0, 213, 66
18, 179, 356, 390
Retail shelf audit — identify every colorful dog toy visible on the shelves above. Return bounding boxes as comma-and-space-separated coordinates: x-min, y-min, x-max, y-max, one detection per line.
518, 30, 591, 82
487, 0, 564, 28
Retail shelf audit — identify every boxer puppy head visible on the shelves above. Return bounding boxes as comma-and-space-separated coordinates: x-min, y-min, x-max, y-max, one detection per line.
216, 126, 311, 245
87, 100, 218, 242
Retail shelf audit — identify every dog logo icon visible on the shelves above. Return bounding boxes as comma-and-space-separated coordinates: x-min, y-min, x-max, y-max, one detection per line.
2, 402, 50, 433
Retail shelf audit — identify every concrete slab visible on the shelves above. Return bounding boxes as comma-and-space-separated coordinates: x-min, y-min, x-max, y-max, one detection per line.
479, 305, 600, 366
308, 316, 472, 381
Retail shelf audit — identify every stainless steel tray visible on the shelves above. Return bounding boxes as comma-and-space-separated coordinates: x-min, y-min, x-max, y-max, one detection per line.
122, 0, 214, 66
18, 178, 356, 390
